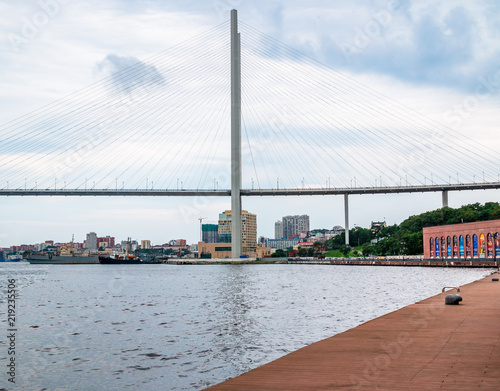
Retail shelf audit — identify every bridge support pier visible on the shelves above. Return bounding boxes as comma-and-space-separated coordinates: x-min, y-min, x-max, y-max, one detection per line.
344, 194, 349, 246
442, 191, 449, 208
231, 9, 242, 259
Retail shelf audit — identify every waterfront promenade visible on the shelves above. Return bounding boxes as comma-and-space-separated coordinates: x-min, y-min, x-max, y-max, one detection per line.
164, 258, 498, 267
208, 272, 500, 390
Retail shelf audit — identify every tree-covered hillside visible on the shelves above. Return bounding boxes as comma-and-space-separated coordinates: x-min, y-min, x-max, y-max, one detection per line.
325, 202, 500, 256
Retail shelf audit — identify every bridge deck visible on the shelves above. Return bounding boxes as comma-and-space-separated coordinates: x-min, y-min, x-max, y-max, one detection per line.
0, 182, 499, 196
207, 272, 500, 390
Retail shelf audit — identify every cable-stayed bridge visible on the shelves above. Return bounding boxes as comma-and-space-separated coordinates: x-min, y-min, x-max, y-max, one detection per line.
1, 10, 499, 256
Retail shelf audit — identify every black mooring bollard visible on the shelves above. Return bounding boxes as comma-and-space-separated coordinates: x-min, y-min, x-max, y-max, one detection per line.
445, 294, 462, 305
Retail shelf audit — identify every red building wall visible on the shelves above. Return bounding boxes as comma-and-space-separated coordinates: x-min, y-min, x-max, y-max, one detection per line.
423, 220, 500, 260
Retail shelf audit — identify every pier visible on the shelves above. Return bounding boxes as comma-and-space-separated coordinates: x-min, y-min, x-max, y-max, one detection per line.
207, 272, 500, 390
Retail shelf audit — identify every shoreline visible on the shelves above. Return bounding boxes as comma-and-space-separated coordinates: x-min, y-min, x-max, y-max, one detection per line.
163, 257, 499, 268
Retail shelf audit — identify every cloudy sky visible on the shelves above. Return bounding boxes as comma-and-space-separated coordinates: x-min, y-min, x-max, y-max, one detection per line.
1, 0, 499, 247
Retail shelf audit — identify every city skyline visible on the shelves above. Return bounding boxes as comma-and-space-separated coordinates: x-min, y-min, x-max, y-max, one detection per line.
1, 1, 499, 247
6, 198, 500, 248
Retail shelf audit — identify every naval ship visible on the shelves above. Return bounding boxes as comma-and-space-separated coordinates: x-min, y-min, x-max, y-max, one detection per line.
26, 236, 99, 264
26, 253, 100, 264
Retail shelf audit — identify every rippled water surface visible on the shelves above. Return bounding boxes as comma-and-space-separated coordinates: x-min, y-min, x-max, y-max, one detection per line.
0, 263, 493, 390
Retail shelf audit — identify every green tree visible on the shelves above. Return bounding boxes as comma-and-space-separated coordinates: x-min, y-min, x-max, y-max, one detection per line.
362, 243, 373, 256
349, 227, 372, 246
313, 241, 325, 256
339, 244, 351, 257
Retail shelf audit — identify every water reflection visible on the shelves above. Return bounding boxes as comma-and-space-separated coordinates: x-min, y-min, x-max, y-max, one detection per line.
212, 265, 261, 374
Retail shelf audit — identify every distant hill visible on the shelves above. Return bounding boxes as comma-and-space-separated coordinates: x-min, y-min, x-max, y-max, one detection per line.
324, 202, 500, 257
370, 202, 500, 256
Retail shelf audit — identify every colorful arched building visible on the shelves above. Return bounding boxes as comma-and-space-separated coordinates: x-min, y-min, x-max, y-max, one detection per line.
423, 220, 500, 260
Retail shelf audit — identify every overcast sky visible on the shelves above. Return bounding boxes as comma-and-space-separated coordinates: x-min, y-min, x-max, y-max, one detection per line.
1, 0, 499, 247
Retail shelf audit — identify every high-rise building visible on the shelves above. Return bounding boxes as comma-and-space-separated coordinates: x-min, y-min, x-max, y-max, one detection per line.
202, 224, 219, 243
85, 232, 98, 250
266, 238, 301, 250
275, 220, 283, 239
141, 240, 151, 249
282, 215, 310, 239
98, 236, 115, 248
218, 212, 231, 244
218, 210, 257, 255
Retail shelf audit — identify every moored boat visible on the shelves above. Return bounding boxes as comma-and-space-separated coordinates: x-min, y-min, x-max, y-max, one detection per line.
26, 235, 99, 264
139, 254, 168, 263
0, 254, 23, 262
99, 237, 143, 264
99, 254, 142, 264
27, 254, 100, 264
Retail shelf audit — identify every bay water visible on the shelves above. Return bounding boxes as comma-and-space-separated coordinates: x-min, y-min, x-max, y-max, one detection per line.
0, 263, 493, 390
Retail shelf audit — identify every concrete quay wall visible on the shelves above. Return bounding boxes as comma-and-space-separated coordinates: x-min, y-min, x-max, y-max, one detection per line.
163, 258, 498, 267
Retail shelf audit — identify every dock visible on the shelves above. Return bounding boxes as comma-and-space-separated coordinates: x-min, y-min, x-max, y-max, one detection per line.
207, 272, 500, 390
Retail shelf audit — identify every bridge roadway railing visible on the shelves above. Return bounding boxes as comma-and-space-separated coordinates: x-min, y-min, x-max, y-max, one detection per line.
0, 189, 231, 196
241, 182, 500, 196
0, 182, 498, 196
